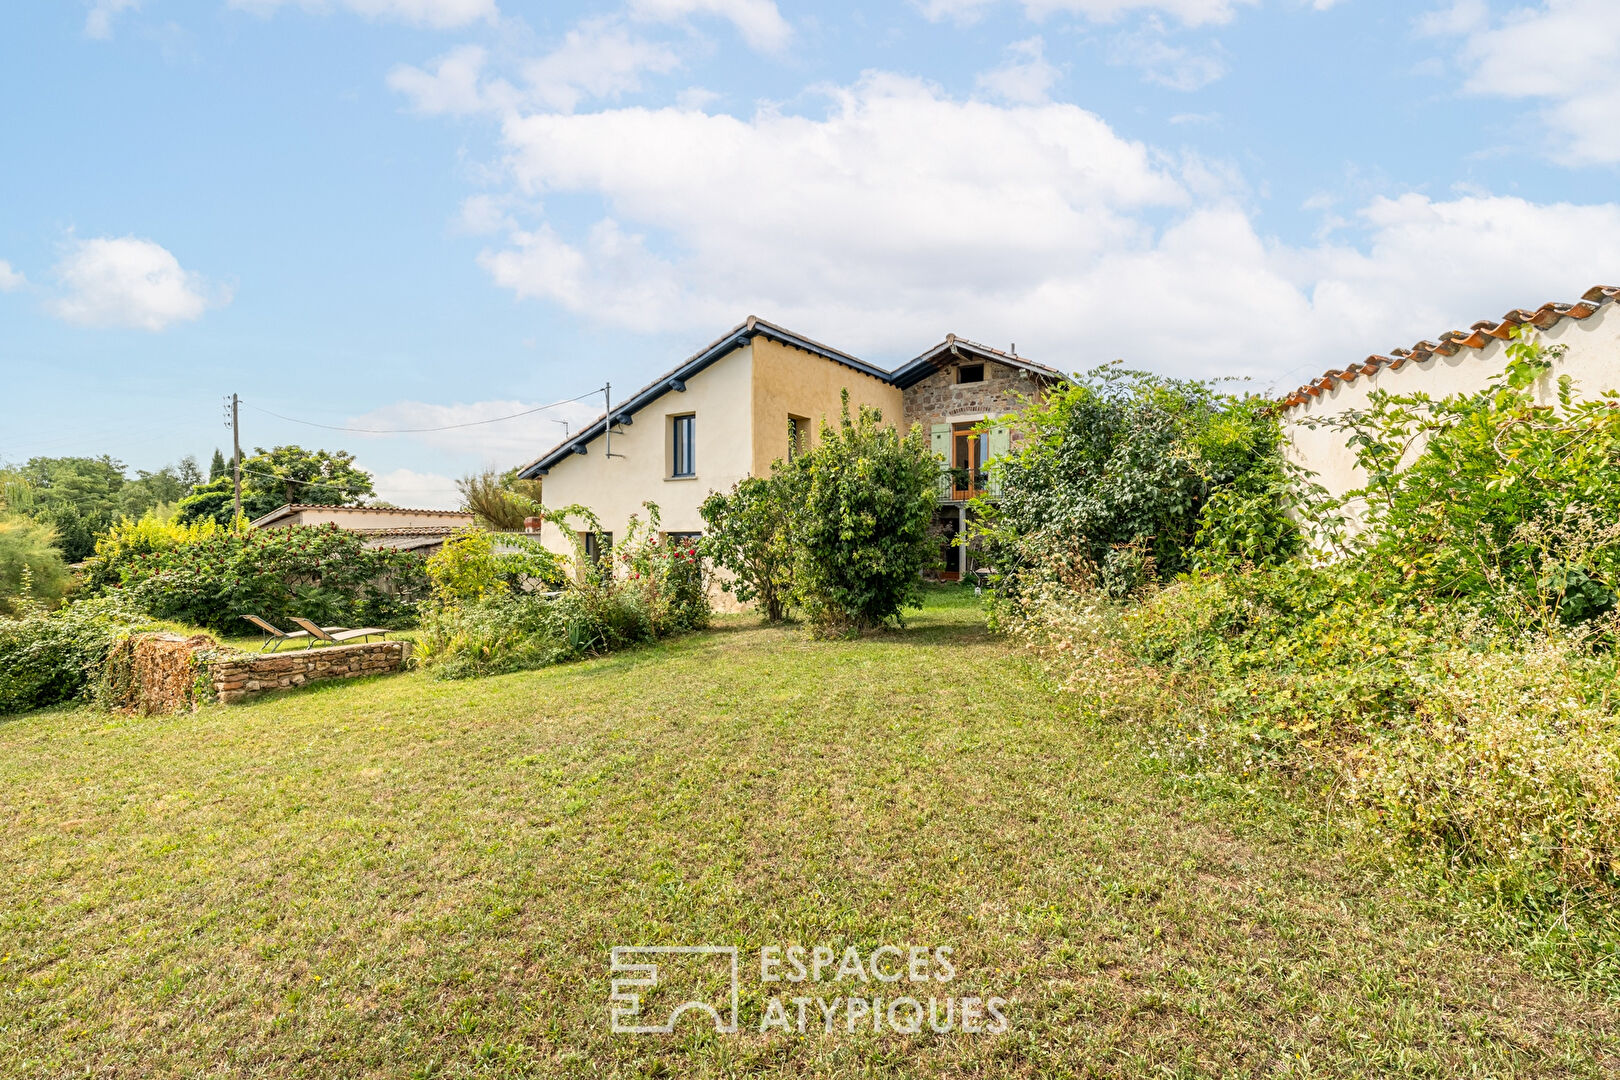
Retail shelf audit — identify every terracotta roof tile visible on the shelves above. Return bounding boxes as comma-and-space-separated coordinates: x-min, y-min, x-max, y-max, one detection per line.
1282, 284, 1620, 409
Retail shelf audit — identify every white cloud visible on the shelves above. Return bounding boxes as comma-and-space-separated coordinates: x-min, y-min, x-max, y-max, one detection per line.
916, 0, 1256, 28
1431, 0, 1620, 165
367, 467, 464, 510
50, 237, 226, 331
1108, 21, 1227, 89
464, 72, 1620, 383
388, 44, 492, 115
628, 0, 792, 52
975, 37, 1061, 104
85, 0, 139, 39
0, 260, 24, 292
521, 19, 682, 111
346, 399, 602, 460
389, 21, 680, 116
228, 0, 496, 30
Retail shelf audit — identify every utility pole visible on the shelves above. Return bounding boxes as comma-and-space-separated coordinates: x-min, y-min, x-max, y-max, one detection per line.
230, 393, 242, 528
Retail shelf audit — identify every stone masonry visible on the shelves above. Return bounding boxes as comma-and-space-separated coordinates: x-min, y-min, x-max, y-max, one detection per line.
209, 641, 409, 704
902, 356, 1047, 432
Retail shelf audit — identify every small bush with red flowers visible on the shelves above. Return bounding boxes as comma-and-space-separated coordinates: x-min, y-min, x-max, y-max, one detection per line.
85, 523, 428, 634
613, 503, 710, 638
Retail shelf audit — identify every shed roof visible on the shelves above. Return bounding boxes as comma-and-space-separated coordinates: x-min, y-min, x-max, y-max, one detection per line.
247, 504, 474, 529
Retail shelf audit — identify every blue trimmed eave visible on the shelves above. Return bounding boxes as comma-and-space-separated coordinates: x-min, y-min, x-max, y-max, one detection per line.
516, 316, 898, 478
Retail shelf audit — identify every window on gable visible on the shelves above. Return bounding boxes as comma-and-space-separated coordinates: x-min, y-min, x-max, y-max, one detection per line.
671, 414, 696, 477
957, 364, 985, 384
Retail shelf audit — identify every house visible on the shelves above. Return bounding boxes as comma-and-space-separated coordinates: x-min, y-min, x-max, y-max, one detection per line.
248, 504, 476, 556
515, 317, 1064, 586
1281, 285, 1620, 508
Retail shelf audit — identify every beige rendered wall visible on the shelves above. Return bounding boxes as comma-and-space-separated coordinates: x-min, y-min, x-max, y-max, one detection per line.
1283, 303, 1620, 507
536, 341, 756, 562
748, 335, 905, 472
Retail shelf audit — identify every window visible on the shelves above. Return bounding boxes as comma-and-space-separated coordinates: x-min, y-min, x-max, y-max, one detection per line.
671, 414, 696, 477
665, 530, 701, 549
787, 414, 809, 458
957, 363, 984, 384
582, 530, 613, 565
952, 422, 987, 498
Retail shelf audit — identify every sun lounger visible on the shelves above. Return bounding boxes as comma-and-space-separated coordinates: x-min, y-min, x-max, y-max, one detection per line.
288, 617, 393, 648
241, 614, 348, 652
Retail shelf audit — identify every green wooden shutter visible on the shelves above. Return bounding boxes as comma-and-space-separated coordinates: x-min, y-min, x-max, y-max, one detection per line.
930, 423, 951, 498
986, 424, 1011, 497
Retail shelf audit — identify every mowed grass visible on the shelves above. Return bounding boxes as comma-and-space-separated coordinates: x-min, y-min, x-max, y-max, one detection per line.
2, 590, 1617, 1078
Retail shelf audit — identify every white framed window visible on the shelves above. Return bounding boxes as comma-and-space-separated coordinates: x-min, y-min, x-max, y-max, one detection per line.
671, 414, 696, 477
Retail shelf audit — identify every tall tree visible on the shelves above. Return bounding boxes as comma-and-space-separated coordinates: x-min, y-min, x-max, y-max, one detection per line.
177, 445, 375, 526
177, 454, 204, 490
208, 448, 227, 482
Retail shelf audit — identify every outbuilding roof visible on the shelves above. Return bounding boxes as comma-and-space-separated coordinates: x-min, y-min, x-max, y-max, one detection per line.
1282, 284, 1620, 410
247, 504, 474, 528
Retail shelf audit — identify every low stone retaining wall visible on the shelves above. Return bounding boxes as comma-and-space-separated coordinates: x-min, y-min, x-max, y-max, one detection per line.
209, 641, 410, 704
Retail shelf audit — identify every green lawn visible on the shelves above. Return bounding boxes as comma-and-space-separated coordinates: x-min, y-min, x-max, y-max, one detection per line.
2, 590, 1616, 1077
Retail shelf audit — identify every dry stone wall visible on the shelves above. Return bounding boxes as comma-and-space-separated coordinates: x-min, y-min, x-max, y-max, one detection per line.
209, 641, 409, 704
902, 359, 1045, 431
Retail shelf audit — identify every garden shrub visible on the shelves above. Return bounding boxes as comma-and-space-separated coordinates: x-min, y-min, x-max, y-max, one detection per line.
0, 514, 70, 615
700, 476, 797, 622
787, 393, 939, 637
424, 529, 565, 605
84, 523, 427, 633
413, 592, 579, 680
414, 503, 706, 680
979, 364, 1301, 600
1319, 327, 1620, 634
990, 337, 1620, 955
0, 594, 164, 715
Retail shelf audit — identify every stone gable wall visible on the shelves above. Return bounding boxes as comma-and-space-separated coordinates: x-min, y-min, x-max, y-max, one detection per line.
209, 641, 409, 704
902, 358, 1046, 431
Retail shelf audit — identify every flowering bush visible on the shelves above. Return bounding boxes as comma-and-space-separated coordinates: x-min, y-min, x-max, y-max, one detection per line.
615, 505, 710, 638
84, 523, 427, 633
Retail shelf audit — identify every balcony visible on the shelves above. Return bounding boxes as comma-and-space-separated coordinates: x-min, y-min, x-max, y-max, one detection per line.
940, 468, 990, 502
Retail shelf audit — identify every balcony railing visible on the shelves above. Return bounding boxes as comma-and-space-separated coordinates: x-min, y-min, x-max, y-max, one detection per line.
940, 468, 990, 501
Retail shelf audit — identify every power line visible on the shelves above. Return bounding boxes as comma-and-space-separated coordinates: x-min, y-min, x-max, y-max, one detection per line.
236, 465, 377, 496
240, 388, 606, 434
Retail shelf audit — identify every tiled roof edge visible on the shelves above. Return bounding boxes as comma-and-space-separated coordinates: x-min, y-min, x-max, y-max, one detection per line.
1280, 285, 1620, 410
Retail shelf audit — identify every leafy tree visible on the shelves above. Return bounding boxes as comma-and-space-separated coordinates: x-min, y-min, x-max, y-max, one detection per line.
980, 364, 1297, 598
787, 392, 939, 636
2, 455, 210, 560
700, 475, 797, 622
87, 523, 425, 633
177, 454, 204, 490
0, 515, 70, 615
177, 445, 375, 526
208, 448, 228, 482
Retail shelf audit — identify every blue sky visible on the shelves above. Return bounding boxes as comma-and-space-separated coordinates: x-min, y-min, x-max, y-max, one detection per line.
2, 0, 1617, 507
